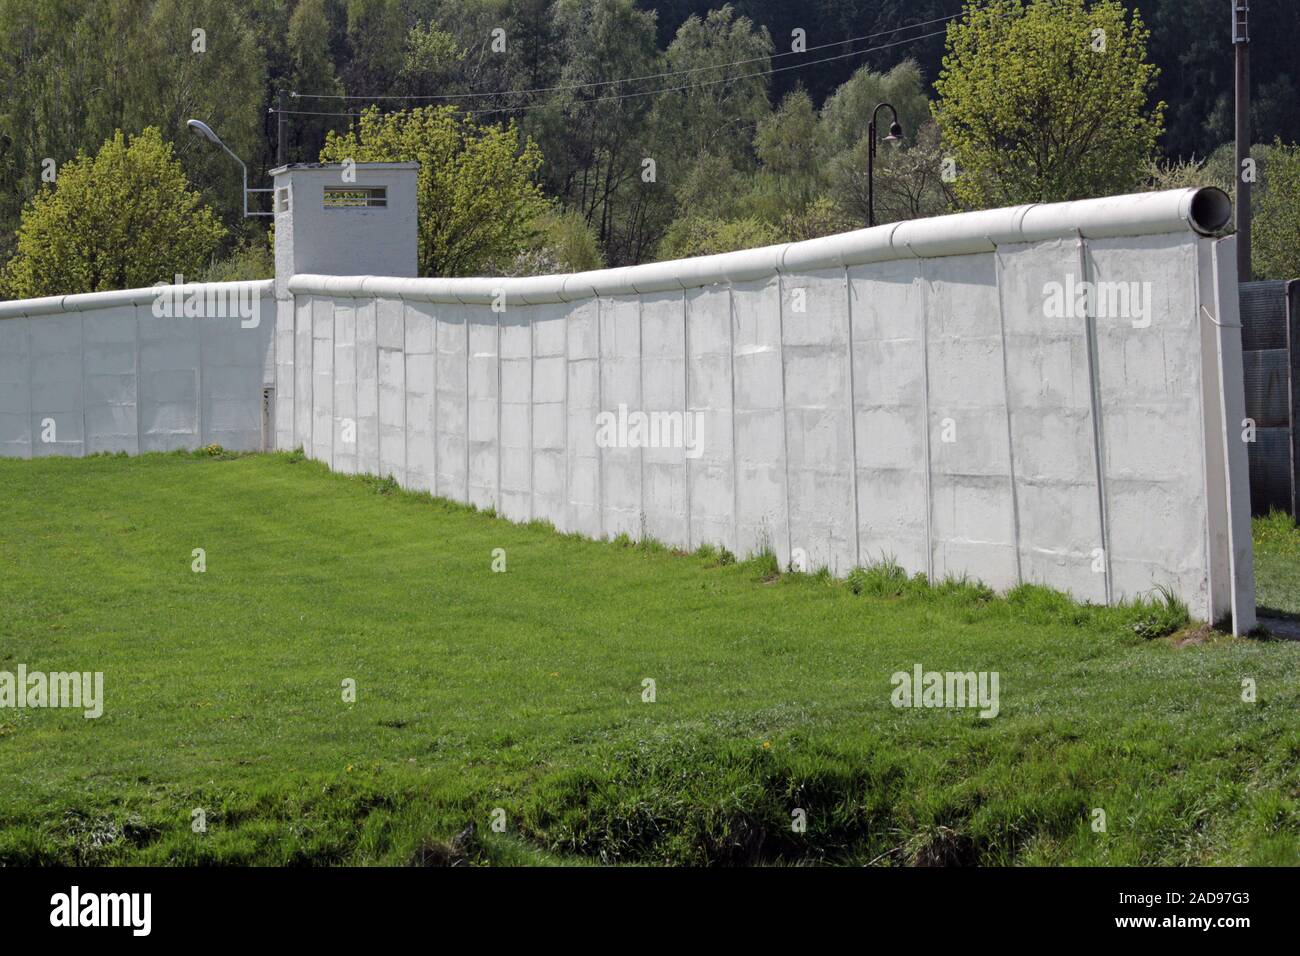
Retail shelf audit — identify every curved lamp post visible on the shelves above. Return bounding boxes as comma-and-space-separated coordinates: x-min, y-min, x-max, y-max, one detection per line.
186, 119, 273, 217
867, 102, 903, 227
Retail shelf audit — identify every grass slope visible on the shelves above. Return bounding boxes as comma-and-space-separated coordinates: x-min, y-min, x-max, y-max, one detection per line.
0, 452, 1296, 866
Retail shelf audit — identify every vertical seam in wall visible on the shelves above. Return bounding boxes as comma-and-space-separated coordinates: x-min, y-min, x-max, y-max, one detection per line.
133, 310, 141, 456
26, 317, 34, 459
597, 297, 605, 539
374, 302, 380, 477
308, 298, 314, 459
400, 304, 407, 486
683, 289, 692, 551
918, 260, 934, 583
291, 300, 298, 451
79, 313, 87, 456
331, 303, 338, 473
431, 302, 439, 493
528, 308, 535, 522
353, 301, 359, 476
563, 303, 570, 532
638, 298, 645, 539
991, 244, 1024, 586
195, 312, 203, 450
495, 306, 502, 512
268, 296, 276, 453
777, 274, 793, 567
463, 309, 470, 504
728, 285, 738, 555
844, 265, 861, 570
1077, 233, 1114, 604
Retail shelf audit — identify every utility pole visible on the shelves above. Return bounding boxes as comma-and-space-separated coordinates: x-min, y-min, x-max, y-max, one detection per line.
277, 89, 287, 167
1233, 0, 1251, 282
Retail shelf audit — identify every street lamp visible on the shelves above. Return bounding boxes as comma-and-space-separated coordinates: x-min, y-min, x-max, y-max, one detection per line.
867, 102, 903, 228
186, 119, 273, 217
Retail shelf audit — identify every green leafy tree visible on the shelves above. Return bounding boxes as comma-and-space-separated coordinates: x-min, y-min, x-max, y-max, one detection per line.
503, 206, 605, 275
397, 20, 464, 98
0, 0, 266, 261
541, 0, 661, 264
649, 6, 773, 173
342, 0, 406, 97
820, 59, 932, 154
2, 127, 226, 298
754, 88, 827, 207
1252, 140, 1300, 281
657, 215, 780, 260
288, 0, 348, 159
319, 106, 548, 276
933, 0, 1164, 207
778, 196, 856, 243
830, 119, 956, 226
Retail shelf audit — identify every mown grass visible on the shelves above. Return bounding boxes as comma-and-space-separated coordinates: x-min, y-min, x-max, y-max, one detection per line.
0, 451, 1296, 866
1254, 510, 1300, 618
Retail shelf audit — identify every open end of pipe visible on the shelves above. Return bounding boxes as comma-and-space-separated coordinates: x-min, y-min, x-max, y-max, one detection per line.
1188, 187, 1233, 235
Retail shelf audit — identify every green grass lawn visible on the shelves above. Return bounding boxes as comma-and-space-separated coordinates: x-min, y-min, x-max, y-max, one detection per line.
0, 451, 1296, 866
1255, 510, 1300, 618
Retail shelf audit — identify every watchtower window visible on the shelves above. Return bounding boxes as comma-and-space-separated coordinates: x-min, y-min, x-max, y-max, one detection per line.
323, 186, 387, 208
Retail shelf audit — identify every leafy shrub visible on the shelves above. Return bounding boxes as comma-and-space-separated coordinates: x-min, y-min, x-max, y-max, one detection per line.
3, 127, 226, 298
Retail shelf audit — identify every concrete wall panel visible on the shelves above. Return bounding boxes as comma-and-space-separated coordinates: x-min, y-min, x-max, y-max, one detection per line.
310, 297, 334, 465
639, 292, 688, 548
782, 270, 856, 575
731, 278, 788, 564
332, 301, 359, 475
403, 301, 435, 493
467, 313, 500, 510
434, 304, 467, 500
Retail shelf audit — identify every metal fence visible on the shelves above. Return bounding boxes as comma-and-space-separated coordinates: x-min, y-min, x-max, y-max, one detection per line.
1239, 279, 1299, 517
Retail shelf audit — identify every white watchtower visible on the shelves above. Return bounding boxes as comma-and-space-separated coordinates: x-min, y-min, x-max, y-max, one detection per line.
269, 162, 420, 299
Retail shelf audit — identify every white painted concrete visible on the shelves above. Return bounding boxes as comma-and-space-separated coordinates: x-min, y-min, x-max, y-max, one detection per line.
283, 188, 1252, 629
0, 281, 275, 457
270, 163, 419, 302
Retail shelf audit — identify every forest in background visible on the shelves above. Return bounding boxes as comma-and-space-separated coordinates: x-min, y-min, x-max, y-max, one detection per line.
2, 0, 1299, 285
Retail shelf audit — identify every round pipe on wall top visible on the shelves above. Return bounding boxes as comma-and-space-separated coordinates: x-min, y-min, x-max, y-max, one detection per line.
1186, 186, 1233, 236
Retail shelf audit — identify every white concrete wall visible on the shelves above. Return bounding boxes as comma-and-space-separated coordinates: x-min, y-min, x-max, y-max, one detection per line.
0, 188, 1251, 632
281, 189, 1254, 629
0, 282, 275, 457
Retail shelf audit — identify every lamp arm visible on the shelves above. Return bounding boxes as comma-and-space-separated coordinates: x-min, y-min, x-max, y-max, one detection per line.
870, 102, 899, 128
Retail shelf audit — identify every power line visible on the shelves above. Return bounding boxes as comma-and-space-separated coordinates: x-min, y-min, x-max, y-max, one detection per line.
289, 12, 964, 103
271, 26, 954, 120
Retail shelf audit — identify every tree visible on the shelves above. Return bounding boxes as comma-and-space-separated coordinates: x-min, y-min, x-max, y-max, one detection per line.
649, 6, 773, 173
319, 106, 548, 276
502, 206, 605, 275
0, 0, 266, 262
1251, 140, 1300, 282
933, 0, 1164, 208
342, 0, 406, 98
830, 119, 955, 226
820, 59, 932, 155
754, 88, 827, 210
2, 127, 226, 298
287, 0, 348, 160
657, 215, 780, 260
540, 0, 662, 265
